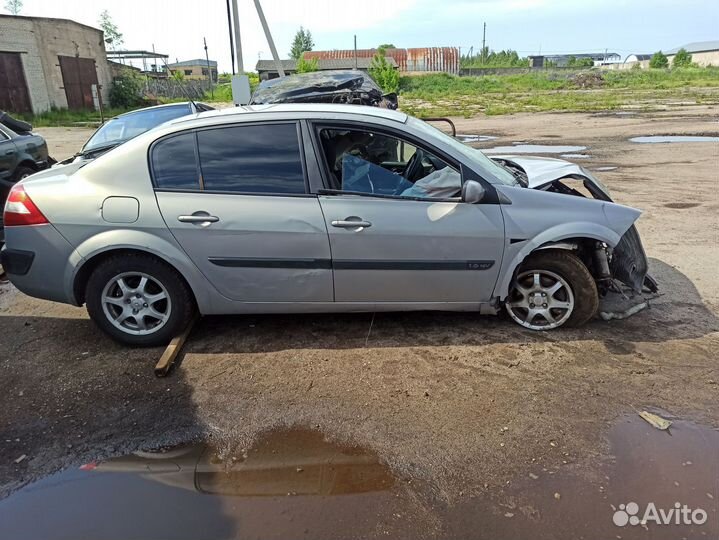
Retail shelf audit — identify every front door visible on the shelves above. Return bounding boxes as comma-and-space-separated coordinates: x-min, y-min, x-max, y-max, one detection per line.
152, 123, 333, 303
312, 126, 505, 304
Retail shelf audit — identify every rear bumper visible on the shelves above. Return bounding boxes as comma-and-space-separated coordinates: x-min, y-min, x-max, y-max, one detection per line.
2, 224, 79, 304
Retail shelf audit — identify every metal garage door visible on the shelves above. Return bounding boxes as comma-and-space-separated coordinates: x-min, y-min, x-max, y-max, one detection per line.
0, 52, 32, 114
58, 55, 99, 110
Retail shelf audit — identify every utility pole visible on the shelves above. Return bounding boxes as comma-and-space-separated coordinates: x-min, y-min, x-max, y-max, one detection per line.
252, 0, 284, 77
231, 0, 243, 73
354, 35, 358, 69
204, 37, 213, 98
225, 0, 235, 74
482, 22, 486, 64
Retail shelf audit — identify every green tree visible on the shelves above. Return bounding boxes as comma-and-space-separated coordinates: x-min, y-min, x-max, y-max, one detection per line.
672, 48, 693, 67
378, 43, 396, 51
289, 27, 314, 60
4, 0, 22, 15
171, 69, 185, 82
99, 10, 123, 51
649, 51, 669, 69
368, 53, 399, 93
296, 56, 318, 73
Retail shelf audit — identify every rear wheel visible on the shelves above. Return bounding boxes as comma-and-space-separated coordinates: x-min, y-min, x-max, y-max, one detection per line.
505, 251, 598, 330
85, 254, 195, 347
14, 166, 36, 181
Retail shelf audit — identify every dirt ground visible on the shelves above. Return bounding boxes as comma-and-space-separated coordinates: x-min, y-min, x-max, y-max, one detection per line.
0, 106, 718, 536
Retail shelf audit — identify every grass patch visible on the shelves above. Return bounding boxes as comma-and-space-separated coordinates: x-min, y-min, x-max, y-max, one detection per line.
398, 68, 719, 117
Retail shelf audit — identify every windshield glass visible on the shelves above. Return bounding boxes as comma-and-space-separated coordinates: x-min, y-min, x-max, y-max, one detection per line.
409, 117, 519, 186
83, 104, 192, 152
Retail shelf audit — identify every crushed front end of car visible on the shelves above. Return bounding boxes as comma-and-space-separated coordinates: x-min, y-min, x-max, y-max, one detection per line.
250, 70, 398, 109
492, 155, 658, 294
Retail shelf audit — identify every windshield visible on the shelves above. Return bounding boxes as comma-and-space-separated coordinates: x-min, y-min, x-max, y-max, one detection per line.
83, 104, 193, 152
409, 117, 519, 186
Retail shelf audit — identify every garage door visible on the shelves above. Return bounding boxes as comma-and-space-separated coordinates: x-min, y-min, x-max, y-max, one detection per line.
58, 55, 99, 110
0, 52, 32, 114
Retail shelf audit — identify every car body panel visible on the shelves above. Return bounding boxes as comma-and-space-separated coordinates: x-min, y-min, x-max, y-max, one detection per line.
318, 195, 505, 303
492, 184, 641, 298
155, 192, 334, 302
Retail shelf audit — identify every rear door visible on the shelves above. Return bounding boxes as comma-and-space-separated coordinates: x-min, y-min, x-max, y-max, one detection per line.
310, 124, 505, 304
152, 122, 333, 303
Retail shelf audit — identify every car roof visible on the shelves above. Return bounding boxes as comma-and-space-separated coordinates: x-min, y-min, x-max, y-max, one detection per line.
115, 102, 194, 119
167, 103, 409, 127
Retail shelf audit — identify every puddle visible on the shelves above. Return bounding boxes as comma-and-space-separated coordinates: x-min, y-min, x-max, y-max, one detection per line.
594, 166, 618, 171
484, 144, 587, 154
444, 414, 719, 539
456, 134, 497, 143
560, 153, 591, 159
0, 428, 402, 540
2, 417, 716, 539
630, 135, 719, 143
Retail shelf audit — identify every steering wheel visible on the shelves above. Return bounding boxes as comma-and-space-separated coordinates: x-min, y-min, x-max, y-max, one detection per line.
403, 149, 425, 183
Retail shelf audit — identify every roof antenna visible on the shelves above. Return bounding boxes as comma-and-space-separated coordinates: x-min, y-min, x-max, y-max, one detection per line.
160, 56, 198, 110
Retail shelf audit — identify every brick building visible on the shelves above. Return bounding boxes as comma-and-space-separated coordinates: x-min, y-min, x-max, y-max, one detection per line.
0, 14, 112, 114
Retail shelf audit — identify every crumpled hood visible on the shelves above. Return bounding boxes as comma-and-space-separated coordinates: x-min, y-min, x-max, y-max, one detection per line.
491, 154, 611, 198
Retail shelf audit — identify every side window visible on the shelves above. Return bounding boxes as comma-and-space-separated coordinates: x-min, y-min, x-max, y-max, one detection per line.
317, 128, 460, 199
197, 123, 305, 194
151, 132, 200, 190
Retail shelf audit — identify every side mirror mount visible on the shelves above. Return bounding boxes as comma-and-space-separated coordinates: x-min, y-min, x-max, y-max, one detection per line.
461, 179, 486, 204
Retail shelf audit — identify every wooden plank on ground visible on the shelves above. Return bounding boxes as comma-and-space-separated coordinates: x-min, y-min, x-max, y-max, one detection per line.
154, 315, 198, 377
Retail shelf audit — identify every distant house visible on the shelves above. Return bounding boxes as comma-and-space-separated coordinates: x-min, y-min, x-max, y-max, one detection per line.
166, 59, 218, 82
665, 41, 719, 67
623, 54, 652, 68
0, 14, 113, 113
543, 52, 621, 67
255, 56, 397, 81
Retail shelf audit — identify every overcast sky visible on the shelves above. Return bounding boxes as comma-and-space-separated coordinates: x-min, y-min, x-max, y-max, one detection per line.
11, 0, 719, 73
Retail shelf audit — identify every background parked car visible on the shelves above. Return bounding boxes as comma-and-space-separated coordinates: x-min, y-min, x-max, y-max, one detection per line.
0, 114, 50, 245
57, 101, 214, 165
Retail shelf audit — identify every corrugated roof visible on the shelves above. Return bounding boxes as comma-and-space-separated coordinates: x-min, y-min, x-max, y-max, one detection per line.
665, 41, 719, 55
304, 47, 459, 73
255, 57, 396, 72
167, 59, 218, 68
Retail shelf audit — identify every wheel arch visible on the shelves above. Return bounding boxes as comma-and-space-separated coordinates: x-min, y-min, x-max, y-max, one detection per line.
494, 222, 621, 300
72, 247, 201, 307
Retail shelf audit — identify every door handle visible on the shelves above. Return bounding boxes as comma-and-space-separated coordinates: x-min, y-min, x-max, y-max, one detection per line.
331, 219, 372, 229
178, 213, 219, 224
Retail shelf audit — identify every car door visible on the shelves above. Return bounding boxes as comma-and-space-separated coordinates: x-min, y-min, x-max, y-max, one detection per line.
0, 127, 18, 183
152, 122, 333, 303
311, 124, 505, 304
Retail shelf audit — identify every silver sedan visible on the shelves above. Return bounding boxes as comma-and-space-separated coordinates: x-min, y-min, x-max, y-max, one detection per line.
1, 104, 654, 346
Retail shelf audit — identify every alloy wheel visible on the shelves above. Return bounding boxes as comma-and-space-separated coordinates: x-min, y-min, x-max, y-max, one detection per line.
100, 272, 172, 335
506, 269, 574, 330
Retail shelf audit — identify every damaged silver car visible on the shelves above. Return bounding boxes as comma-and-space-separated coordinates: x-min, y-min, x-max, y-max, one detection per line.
1, 104, 655, 346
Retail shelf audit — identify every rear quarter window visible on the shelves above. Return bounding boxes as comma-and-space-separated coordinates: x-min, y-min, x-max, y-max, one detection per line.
151, 132, 200, 190
197, 123, 306, 194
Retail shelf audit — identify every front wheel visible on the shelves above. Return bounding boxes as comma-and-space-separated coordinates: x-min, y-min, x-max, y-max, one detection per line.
85, 254, 196, 347
505, 251, 598, 330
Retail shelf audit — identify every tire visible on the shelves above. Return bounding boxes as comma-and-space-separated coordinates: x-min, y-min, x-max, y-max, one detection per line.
85, 253, 195, 347
505, 250, 598, 330
14, 166, 36, 181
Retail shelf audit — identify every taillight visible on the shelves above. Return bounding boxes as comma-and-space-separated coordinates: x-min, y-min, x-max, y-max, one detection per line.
4, 184, 48, 226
